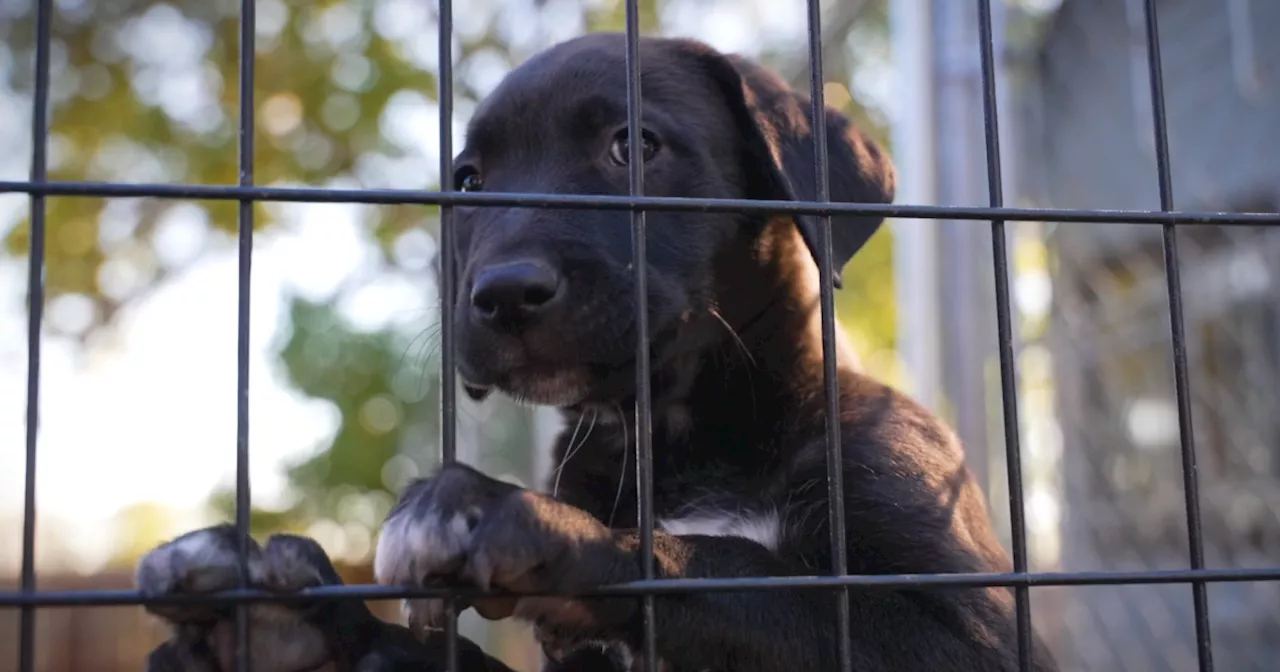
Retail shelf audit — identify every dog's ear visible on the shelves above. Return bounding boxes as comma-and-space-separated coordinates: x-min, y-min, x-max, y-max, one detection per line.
691, 45, 896, 289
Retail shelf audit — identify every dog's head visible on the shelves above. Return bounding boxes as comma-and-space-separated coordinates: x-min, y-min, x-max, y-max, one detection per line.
450, 33, 895, 408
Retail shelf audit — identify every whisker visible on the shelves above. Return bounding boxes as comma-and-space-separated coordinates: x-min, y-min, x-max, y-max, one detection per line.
552, 409, 590, 498
415, 332, 444, 397
397, 324, 441, 373
608, 402, 629, 528
709, 307, 756, 368
710, 306, 759, 420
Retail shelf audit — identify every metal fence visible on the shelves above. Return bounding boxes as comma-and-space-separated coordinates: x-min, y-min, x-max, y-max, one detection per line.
1043, 223, 1280, 672
4, 1, 1280, 671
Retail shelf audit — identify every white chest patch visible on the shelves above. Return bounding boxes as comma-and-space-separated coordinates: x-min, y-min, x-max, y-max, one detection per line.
658, 510, 782, 551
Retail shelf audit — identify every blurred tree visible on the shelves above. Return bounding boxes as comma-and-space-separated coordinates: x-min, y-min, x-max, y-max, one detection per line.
206, 294, 444, 537
1, 0, 898, 532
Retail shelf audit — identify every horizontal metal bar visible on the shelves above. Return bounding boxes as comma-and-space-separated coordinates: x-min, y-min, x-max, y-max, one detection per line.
0, 180, 1277, 226
4, 566, 1279, 608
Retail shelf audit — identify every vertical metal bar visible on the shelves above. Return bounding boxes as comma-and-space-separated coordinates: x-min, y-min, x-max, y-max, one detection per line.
1140, 1, 1213, 669
235, 0, 257, 670
436, 5, 457, 472
18, 2, 52, 671
622, 3, 657, 671
435, 1, 460, 669
974, 1, 1031, 669
803, 2, 852, 671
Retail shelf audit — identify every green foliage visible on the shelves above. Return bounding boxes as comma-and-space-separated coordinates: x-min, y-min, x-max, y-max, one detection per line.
277, 296, 438, 495
207, 294, 442, 531
840, 226, 896, 362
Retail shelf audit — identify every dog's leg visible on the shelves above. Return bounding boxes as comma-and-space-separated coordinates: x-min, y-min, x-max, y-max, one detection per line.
135, 523, 518, 671
375, 463, 630, 638
375, 463, 833, 672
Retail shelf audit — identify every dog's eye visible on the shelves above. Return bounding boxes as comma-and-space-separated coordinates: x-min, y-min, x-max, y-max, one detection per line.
455, 167, 484, 192
608, 129, 659, 166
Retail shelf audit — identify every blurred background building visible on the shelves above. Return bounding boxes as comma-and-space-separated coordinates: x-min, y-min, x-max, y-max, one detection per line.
0, 0, 1277, 669
1017, 1, 1280, 670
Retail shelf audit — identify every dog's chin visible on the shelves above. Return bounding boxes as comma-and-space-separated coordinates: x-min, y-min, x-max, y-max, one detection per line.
465, 366, 594, 408
457, 313, 693, 409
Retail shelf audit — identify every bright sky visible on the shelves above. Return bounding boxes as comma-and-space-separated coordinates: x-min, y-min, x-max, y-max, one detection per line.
0, 0, 829, 575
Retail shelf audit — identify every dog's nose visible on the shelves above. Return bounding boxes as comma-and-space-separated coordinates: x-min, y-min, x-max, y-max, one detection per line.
470, 260, 563, 328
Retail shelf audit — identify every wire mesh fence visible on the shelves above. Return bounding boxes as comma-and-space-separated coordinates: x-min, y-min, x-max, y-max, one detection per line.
1036, 222, 1280, 672
2, 0, 1280, 671
1006, 1, 1280, 669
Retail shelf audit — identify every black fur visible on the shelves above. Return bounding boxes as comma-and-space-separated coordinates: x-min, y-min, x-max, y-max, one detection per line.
135, 33, 1058, 672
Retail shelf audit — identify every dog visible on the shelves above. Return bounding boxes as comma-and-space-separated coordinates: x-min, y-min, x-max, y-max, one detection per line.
134, 32, 1059, 672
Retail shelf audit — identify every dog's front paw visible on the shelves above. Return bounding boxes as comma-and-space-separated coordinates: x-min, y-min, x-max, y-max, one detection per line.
374, 463, 515, 587
135, 525, 340, 672
135, 524, 267, 624
374, 462, 619, 635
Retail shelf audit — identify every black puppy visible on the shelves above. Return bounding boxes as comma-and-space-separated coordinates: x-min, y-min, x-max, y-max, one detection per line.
135, 33, 1058, 672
